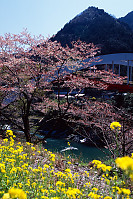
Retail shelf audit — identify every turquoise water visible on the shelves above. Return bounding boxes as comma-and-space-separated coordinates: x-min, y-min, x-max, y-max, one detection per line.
44, 138, 110, 162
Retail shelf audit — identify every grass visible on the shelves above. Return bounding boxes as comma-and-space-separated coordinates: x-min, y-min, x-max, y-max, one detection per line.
0, 130, 132, 199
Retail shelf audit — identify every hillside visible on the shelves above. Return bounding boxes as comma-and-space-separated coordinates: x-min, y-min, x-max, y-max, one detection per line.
52, 7, 133, 55
119, 11, 133, 31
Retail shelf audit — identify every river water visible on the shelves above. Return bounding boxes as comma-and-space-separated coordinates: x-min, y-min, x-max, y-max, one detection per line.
44, 138, 110, 162
5, 129, 109, 162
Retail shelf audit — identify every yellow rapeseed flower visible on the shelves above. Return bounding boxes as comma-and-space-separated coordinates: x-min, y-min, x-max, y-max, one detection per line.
3, 139, 8, 143
121, 188, 130, 195
88, 192, 101, 199
8, 188, 27, 199
65, 168, 71, 173
2, 193, 10, 199
6, 130, 13, 136
66, 187, 82, 199
110, 122, 121, 130
92, 160, 102, 165
67, 142, 70, 146
56, 181, 65, 187
92, 187, 98, 192
115, 156, 133, 170
31, 146, 36, 151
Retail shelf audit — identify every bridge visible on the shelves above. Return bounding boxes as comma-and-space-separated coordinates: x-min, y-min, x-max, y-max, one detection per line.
85, 53, 133, 84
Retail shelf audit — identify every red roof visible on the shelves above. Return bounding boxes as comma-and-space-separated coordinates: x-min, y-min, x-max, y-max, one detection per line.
107, 84, 133, 93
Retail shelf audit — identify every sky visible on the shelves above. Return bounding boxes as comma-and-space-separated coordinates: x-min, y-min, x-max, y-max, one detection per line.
0, 0, 133, 38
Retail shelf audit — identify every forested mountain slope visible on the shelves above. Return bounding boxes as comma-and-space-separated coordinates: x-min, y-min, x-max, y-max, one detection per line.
52, 7, 133, 55
119, 11, 133, 31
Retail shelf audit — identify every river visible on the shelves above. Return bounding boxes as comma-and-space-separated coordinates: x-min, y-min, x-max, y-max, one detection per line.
44, 138, 110, 162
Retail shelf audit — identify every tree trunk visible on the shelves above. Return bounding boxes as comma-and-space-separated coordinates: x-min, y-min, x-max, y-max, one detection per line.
22, 97, 32, 142
22, 115, 31, 142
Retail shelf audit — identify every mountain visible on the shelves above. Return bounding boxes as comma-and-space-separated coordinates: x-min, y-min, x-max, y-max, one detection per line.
119, 11, 133, 31
52, 7, 133, 55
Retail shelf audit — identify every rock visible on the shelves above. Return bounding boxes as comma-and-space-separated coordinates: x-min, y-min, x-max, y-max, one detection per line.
60, 146, 78, 152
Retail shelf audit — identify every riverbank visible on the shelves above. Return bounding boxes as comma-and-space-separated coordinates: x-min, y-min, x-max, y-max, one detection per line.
0, 130, 132, 198
2, 128, 110, 162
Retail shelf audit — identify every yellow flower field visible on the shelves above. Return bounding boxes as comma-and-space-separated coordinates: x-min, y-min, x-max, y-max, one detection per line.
0, 130, 132, 199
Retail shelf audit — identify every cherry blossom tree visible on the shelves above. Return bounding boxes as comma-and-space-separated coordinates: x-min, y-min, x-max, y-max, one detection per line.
0, 30, 126, 142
